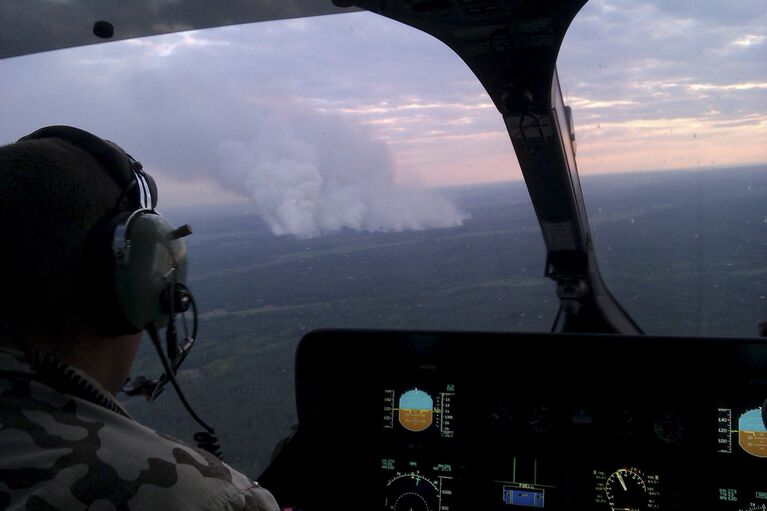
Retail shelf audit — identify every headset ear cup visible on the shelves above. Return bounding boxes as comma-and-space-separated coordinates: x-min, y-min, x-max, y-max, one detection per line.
79, 210, 188, 336
113, 212, 188, 331
78, 212, 141, 337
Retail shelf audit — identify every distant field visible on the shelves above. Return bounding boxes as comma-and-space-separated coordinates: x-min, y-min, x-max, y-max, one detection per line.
125, 165, 767, 477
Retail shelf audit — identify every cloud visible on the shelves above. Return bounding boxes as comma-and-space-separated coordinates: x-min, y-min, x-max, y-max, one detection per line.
1, 3, 765, 190
0, 10, 517, 190
687, 82, 767, 91
732, 35, 766, 47
558, 0, 767, 172
643, 0, 767, 26
568, 97, 637, 109
0, 14, 473, 235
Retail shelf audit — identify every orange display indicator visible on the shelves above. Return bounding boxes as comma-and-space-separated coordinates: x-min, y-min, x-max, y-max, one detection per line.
738, 409, 767, 458
399, 408, 434, 432
398, 389, 434, 432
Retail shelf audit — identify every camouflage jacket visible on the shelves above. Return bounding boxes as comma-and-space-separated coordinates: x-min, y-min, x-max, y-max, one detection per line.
0, 348, 280, 511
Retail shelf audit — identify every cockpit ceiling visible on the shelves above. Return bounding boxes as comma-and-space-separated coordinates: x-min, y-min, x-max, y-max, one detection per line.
0, 0, 360, 60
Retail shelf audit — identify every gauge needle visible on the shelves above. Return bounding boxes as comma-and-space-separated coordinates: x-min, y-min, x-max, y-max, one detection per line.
617, 472, 628, 492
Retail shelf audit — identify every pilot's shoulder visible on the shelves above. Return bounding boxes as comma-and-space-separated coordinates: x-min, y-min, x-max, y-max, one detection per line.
107, 424, 280, 510
145, 429, 280, 511
67, 401, 280, 510
0, 350, 278, 510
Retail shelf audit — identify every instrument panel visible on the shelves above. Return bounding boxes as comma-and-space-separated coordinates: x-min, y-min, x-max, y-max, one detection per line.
260, 330, 767, 510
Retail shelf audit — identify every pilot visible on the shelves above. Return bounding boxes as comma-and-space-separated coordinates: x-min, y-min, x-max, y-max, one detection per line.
0, 126, 279, 510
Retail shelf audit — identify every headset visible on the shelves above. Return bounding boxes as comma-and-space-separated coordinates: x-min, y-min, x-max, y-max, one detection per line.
19, 125, 188, 337
17, 126, 222, 458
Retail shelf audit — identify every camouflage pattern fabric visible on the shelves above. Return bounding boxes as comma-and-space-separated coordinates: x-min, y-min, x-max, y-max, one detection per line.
0, 348, 280, 510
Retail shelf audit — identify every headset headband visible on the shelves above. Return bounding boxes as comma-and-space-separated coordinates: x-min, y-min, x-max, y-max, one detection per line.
119, 153, 155, 211
130, 157, 153, 210
18, 125, 158, 210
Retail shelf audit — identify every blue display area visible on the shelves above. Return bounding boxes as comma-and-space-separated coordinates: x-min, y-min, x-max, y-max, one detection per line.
503, 487, 545, 508
739, 409, 767, 433
399, 389, 433, 411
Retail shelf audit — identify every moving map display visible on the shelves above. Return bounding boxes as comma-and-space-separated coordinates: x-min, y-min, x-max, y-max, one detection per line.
382, 458, 454, 511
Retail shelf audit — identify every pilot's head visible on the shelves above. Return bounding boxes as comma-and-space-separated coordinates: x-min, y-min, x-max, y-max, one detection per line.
0, 126, 163, 391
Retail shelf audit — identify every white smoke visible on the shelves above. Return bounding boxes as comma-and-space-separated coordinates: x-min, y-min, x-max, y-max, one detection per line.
216, 110, 466, 238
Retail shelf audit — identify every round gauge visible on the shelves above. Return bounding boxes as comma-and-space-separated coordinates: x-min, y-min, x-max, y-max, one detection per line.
653, 411, 685, 443
605, 467, 648, 511
612, 410, 638, 437
385, 473, 440, 511
489, 401, 515, 431
527, 406, 553, 434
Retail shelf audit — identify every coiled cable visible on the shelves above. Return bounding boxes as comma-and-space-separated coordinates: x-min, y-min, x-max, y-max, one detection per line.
146, 323, 223, 460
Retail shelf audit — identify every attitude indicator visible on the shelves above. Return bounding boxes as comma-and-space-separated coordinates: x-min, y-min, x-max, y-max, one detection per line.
739, 409, 767, 457
399, 389, 434, 432
718, 406, 767, 458
383, 384, 455, 438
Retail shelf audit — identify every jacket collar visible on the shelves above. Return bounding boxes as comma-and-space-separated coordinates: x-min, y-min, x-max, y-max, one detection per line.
0, 346, 132, 418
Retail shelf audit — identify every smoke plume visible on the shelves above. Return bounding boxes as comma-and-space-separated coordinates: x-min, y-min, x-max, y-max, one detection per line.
216, 110, 466, 238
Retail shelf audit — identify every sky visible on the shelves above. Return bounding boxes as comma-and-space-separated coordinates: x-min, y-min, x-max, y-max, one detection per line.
1, 0, 765, 234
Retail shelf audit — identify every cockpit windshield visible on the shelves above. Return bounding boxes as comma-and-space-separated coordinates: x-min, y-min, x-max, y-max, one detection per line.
558, 0, 767, 338
1, 1, 764, 478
